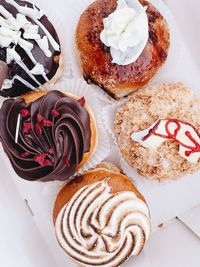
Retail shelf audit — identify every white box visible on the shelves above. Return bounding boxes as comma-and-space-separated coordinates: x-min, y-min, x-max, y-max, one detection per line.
0, 1, 200, 267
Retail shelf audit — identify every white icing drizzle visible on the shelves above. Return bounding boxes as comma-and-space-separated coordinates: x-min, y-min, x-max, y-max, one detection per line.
2, 75, 36, 90
35, 19, 60, 51
0, 0, 60, 90
6, 0, 44, 20
36, 36, 52, 57
55, 179, 151, 267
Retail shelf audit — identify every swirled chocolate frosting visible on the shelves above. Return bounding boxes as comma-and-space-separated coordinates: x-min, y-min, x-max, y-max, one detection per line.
0, 0, 61, 97
55, 179, 151, 267
0, 91, 92, 181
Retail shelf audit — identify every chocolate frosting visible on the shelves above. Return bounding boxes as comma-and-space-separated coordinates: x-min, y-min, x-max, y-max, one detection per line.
0, 91, 92, 181
0, 0, 61, 97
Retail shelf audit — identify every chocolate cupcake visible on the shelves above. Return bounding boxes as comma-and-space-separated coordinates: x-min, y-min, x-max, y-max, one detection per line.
0, 90, 97, 181
0, 0, 62, 97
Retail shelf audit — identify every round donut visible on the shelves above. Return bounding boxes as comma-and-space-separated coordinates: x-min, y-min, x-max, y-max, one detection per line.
76, 0, 170, 99
0, 0, 62, 97
115, 83, 200, 181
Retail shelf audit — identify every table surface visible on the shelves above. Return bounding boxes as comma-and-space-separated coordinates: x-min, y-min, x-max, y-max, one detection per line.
0, 1, 200, 267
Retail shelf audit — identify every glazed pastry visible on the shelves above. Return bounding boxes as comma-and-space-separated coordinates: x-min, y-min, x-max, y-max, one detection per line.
54, 162, 151, 267
115, 83, 200, 181
76, 0, 170, 99
0, 0, 62, 97
0, 90, 97, 181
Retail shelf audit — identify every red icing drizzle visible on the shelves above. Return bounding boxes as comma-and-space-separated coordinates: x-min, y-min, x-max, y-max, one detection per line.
142, 119, 200, 158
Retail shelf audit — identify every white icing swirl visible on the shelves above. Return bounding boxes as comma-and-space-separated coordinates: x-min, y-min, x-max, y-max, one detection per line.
55, 179, 151, 267
100, 0, 149, 65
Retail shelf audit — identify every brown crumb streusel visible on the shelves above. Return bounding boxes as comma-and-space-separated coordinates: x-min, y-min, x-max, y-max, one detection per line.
115, 83, 200, 181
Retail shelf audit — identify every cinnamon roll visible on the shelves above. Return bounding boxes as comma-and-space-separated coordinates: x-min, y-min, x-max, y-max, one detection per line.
0, 90, 97, 181
0, 0, 62, 97
53, 163, 151, 266
76, 0, 170, 99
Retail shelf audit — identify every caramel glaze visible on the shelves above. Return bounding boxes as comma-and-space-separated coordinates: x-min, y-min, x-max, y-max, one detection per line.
76, 0, 170, 99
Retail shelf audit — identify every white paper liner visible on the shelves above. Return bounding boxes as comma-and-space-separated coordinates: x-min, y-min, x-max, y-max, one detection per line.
66, 0, 188, 103
32, 0, 72, 81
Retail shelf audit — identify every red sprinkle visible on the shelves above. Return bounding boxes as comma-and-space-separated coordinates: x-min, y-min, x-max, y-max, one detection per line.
65, 159, 71, 168
49, 147, 54, 155
51, 108, 59, 117
34, 153, 53, 167
42, 118, 53, 127
35, 123, 42, 135
20, 109, 30, 119
34, 153, 47, 166
23, 122, 31, 134
37, 113, 44, 124
21, 151, 30, 158
37, 113, 53, 127
35, 114, 53, 135
78, 97, 85, 106
44, 159, 53, 167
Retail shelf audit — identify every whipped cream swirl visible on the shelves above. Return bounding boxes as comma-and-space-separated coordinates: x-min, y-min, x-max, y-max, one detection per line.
55, 179, 151, 267
100, 0, 149, 65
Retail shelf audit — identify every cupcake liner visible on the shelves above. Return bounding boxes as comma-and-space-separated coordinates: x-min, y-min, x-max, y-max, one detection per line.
66, 0, 182, 103
32, 0, 73, 81
42, 78, 111, 175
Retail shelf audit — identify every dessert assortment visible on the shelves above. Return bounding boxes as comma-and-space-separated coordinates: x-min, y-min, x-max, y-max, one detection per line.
76, 0, 170, 99
0, 0, 199, 266
0, 0, 61, 97
53, 162, 151, 267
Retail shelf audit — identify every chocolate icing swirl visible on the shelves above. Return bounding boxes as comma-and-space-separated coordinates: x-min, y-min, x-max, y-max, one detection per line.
0, 0, 61, 97
0, 91, 91, 181
55, 180, 151, 267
